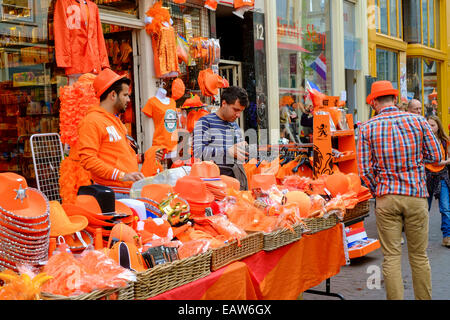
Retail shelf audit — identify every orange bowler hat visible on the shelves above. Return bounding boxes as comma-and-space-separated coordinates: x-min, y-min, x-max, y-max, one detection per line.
366, 80, 398, 105
93, 68, 128, 98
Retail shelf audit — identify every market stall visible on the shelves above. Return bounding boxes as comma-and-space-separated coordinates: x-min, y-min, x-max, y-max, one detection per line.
0, 1, 376, 301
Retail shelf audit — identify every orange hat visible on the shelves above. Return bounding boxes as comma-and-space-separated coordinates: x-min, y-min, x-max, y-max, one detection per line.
250, 174, 276, 191
190, 161, 227, 192
220, 175, 241, 191
62, 230, 94, 252
284, 191, 311, 217
93, 68, 128, 98
174, 176, 214, 204
366, 80, 398, 105
187, 109, 209, 133
140, 184, 174, 204
107, 241, 146, 272
49, 201, 88, 237
428, 88, 437, 100
171, 78, 186, 101
182, 95, 206, 109
0, 172, 49, 222
280, 96, 294, 106
108, 222, 141, 249
138, 218, 174, 243
204, 72, 223, 96
325, 172, 350, 197
204, 0, 218, 10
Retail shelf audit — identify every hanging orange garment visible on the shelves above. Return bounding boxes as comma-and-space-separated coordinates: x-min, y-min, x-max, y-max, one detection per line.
54, 0, 109, 75
151, 26, 180, 78
141, 146, 164, 177
142, 97, 178, 151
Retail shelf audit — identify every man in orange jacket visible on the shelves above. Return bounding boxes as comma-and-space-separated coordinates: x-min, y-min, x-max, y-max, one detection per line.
77, 68, 144, 199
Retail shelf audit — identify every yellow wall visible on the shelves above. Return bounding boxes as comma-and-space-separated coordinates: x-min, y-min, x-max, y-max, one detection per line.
367, 0, 449, 131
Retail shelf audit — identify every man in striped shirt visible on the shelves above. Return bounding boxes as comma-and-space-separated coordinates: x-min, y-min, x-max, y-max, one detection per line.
357, 81, 442, 300
193, 86, 249, 189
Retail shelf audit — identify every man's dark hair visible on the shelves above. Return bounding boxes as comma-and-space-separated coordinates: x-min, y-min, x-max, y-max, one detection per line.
221, 86, 249, 108
99, 78, 131, 102
374, 95, 395, 105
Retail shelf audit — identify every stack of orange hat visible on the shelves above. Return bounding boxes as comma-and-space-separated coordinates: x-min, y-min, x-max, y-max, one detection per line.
62, 185, 134, 248
198, 68, 229, 97
190, 161, 228, 201
174, 176, 215, 217
0, 173, 51, 271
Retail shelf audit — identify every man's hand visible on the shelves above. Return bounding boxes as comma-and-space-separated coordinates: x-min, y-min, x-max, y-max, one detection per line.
227, 141, 249, 162
121, 172, 145, 182
155, 149, 165, 162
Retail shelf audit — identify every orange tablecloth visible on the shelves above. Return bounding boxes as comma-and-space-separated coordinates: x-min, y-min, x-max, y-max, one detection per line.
150, 224, 346, 300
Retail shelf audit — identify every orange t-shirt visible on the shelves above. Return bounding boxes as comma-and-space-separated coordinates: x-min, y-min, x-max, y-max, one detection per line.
142, 97, 178, 151
425, 142, 446, 173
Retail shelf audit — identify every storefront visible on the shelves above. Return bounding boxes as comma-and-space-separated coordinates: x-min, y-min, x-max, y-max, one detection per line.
0, 0, 145, 186
367, 0, 449, 130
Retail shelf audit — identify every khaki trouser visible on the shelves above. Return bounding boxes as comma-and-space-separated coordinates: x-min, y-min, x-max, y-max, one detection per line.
375, 195, 432, 300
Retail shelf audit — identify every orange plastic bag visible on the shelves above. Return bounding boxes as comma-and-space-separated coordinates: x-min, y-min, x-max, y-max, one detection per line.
178, 240, 210, 260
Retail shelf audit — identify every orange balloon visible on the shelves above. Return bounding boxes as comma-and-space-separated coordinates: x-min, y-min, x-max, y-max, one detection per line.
285, 191, 311, 218
325, 172, 349, 197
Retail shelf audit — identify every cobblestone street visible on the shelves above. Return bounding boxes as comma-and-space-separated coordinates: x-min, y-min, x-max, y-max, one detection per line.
303, 199, 450, 300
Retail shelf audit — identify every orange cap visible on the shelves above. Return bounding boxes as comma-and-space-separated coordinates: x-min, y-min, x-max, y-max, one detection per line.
93, 68, 128, 98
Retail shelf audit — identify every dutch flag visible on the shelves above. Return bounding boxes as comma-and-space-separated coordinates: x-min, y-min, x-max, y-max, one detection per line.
309, 52, 327, 80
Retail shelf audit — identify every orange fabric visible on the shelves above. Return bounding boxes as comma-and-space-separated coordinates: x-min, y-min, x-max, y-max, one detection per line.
77, 104, 139, 191
142, 97, 178, 151
425, 143, 446, 172
234, 0, 255, 8
151, 26, 180, 78
54, 0, 109, 75
141, 146, 164, 177
149, 224, 345, 300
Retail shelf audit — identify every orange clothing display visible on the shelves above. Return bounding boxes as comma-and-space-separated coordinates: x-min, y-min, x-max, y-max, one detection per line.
77, 104, 139, 194
141, 146, 164, 177
151, 26, 180, 78
54, 0, 110, 75
142, 97, 178, 151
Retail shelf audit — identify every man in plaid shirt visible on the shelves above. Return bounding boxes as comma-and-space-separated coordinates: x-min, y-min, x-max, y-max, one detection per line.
357, 81, 442, 300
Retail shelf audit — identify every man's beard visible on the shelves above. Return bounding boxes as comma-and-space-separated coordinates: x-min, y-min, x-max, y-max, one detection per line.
115, 102, 127, 114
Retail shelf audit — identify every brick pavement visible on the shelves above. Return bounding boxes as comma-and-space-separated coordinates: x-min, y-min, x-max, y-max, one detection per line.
303, 199, 450, 300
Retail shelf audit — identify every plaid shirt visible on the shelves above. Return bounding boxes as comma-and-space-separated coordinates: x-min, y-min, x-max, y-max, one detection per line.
357, 106, 442, 198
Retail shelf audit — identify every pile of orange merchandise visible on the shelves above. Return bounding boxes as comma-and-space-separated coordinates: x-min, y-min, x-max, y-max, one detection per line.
0, 173, 50, 272
197, 68, 229, 97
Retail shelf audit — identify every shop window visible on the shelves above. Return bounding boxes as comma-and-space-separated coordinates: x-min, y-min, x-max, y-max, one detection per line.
276, 0, 331, 144
1, 0, 33, 23
423, 59, 438, 116
95, 0, 139, 17
375, 0, 402, 38
406, 57, 422, 104
379, 0, 388, 35
403, 0, 440, 48
376, 48, 399, 89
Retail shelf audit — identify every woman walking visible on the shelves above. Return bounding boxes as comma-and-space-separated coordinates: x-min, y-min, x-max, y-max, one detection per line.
425, 115, 450, 247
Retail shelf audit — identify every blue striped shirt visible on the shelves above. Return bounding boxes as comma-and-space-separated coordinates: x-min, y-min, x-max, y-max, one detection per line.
193, 113, 243, 166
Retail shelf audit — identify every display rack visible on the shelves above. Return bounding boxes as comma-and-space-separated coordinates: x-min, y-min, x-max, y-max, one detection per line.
312, 98, 379, 260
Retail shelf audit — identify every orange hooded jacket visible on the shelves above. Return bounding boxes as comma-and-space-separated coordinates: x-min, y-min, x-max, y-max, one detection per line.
54, 0, 110, 75
77, 104, 139, 194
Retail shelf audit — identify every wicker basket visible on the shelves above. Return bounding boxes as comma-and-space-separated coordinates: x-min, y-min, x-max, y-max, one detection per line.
261, 222, 305, 251
41, 282, 134, 300
302, 211, 340, 234
344, 200, 370, 222
211, 232, 263, 271
133, 250, 212, 300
